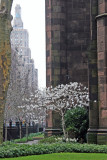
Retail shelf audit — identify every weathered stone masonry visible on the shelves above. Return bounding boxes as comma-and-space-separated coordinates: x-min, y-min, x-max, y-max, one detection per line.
87, 0, 107, 145
0, 0, 106, 144
46, 0, 90, 88
45, 0, 90, 136
87, 0, 99, 144
46, 0, 107, 144
96, 0, 107, 144
0, 0, 13, 144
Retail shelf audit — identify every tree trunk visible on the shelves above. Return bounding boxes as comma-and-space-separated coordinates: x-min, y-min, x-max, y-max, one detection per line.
5, 120, 7, 141
19, 121, 22, 139
61, 110, 67, 140
26, 122, 28, 141
0, 0, 13, 144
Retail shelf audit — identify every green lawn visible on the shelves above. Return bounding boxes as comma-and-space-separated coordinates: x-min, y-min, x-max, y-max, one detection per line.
1, 153, 107, 160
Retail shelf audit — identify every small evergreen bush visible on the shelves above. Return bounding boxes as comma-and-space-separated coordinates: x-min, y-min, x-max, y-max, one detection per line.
65, 107, 89, 142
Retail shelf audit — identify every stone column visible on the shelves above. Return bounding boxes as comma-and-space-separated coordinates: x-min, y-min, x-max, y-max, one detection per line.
87, 0, 99, 144
45, 0, 66, 136
46, 0, 67, 87
96, 0, 107, 145
0, 0, 13, 144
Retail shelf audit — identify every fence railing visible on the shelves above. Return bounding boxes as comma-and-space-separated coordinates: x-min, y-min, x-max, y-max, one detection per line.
3, 122, 43, 141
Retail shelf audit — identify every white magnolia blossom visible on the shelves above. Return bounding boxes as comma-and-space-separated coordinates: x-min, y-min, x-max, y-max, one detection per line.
11, 82, 89, 140
44, 82, 89, 111
40, 82, 89, 139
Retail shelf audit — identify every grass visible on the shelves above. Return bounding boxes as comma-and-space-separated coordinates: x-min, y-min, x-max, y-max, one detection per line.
29, 132, 44, 137
14, 136, 33, 143
29, 132, 44, 139
1, 153, 107, 160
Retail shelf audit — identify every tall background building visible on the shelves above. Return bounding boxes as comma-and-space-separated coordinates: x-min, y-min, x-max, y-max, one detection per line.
5, 4, 38, 128
11, 4, 38, 91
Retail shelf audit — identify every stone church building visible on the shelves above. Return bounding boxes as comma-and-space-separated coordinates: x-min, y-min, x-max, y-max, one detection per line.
0, 0, 107, 145
45, 0, 107, 144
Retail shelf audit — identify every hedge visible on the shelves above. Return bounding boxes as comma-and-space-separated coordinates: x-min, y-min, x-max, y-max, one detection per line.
0, 142, 107, 158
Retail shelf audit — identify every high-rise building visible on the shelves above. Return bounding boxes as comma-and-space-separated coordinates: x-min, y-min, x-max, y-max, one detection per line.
13, 4, 23, 29
11, 5, 31, 63
11, 4, 38, 90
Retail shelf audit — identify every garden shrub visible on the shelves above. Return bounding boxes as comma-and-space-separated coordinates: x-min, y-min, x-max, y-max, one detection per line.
1, 142, 107, 158
65, 107, 89, 142
39, 136, 62, 144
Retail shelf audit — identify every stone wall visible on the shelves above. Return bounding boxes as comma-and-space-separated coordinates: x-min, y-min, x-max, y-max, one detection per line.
45, 0, 90, 135
87, 0, 99, 144
46, 0, 67, 87
66, 0, 90, 86
96, 0, 107, 144
87, 0, 107, 145
46, 0, 90, 87
0, 0, 13, 144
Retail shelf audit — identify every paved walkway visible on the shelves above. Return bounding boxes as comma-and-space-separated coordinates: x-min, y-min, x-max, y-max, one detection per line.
18, 140, 39, 145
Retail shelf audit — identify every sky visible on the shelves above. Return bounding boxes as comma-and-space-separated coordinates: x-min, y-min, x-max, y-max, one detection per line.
11, 0, 46, 89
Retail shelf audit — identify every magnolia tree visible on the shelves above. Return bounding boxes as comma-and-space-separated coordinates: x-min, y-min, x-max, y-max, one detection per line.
45, 82, 89, 139
4, 48, 39, 140
23, 82, 89, 140
5, 82, 89, 140
4, 49, 29, 140
21, 89, 46, 126
5, 89, 46, 140
17, 105, 34, 139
